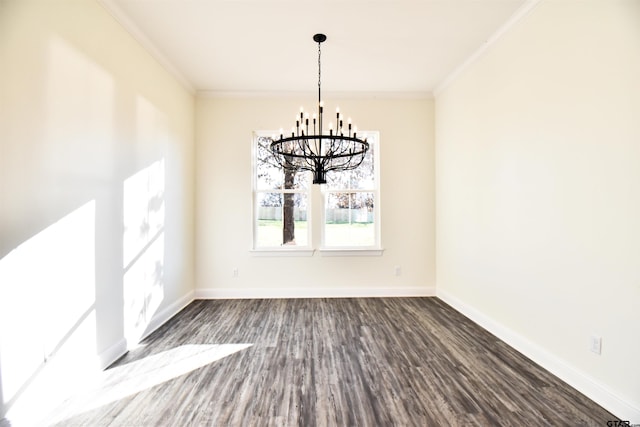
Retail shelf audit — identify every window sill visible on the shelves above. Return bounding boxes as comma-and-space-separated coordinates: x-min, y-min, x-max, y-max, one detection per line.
319, 248, 384, 257
250, 248, 384, 257
250, 248, 315, 257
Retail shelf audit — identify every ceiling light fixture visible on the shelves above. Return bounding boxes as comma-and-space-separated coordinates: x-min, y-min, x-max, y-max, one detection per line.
270, 33, 369, 184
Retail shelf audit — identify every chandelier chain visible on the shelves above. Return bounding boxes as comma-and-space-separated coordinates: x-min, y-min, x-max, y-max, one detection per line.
317, 41, 322, 94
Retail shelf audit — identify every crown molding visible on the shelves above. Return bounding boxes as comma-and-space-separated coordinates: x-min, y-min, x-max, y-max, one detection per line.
197, 90, 433, 100
433, 0, 542, 97
97, 0, 195, 94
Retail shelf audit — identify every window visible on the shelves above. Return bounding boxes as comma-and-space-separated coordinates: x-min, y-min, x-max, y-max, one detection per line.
322, 133, 379, 249
253, 131, 381, 254
253, 134, 311, 249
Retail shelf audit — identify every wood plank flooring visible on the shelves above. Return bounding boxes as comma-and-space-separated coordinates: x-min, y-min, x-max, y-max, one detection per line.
47, 298, 617, 426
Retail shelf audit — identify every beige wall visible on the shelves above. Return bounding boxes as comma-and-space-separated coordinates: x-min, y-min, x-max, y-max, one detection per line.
196, 95, 435, 297
0, 0, 194, 420
435, 0, 640, 420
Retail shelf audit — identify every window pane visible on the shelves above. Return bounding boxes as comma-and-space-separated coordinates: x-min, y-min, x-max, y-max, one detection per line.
325, 166, 351, 189
256, 192, 308, 247
324, 192, 375, 247
325, 135, 375, 190
256, 136, 308, 190
351, 142, 375, 189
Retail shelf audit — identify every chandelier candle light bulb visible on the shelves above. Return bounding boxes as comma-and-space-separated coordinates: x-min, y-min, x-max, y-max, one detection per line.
269, 33, 369, 184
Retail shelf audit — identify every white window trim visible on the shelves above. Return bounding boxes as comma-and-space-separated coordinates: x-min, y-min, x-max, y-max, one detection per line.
318, 248, 384, 257
249, 248, 316, 257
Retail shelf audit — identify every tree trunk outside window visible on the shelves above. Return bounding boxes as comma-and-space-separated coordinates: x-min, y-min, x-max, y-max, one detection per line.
282, 168, 296, 244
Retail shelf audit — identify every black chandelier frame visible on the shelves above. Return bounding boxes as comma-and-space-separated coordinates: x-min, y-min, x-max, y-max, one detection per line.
269, 33, 369, 184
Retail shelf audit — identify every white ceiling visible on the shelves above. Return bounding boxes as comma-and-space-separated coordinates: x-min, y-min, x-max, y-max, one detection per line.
102, 0, 529, 95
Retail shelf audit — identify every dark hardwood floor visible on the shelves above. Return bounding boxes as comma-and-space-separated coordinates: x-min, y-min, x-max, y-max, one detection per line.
47, 298, 617, 426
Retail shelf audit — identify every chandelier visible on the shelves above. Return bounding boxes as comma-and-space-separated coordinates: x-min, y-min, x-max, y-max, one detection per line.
270, 33, 369, 184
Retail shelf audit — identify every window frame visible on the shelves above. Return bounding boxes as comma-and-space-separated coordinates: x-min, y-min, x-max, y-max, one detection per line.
251, 131, 313, 254
251, 130, 383, 256
319, 131, 382, 255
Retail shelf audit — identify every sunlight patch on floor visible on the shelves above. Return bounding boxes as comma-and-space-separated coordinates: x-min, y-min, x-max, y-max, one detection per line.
45, 344, 252, 425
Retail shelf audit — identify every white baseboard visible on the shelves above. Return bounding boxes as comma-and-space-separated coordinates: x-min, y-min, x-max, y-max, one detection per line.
437, 289, 640, 423
96, 291, 195, 369
194, 286, 435, 300
97, 338, 127, 370
140, 290, 195, 342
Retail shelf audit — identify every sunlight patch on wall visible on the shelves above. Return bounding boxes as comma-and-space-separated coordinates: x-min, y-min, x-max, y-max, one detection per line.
0, 27, 119, 423
0, 201, 97, 422
123, 159, 166, 347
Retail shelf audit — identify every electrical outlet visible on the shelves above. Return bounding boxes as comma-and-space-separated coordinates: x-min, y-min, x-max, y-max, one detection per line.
394, 266, 401, 276
589, 335, 602, 355
233, 268, 239, 278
